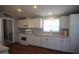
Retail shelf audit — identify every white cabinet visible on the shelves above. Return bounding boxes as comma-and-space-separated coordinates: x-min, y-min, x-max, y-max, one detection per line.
27, 18, 42, 28
28, 35, 41, 46
48, 37, 56, 50
61, 38, 70, 52
16, 18, 42, 28
28, 35, 34, 45
40, 36, 70, 52
60, 16, 70, 29
28, 35, 48, 48
32, 35, 40, 46
16, 20, 28, 28
26, 34, 71, 52
56, 37, 70, 52
55, 37, 62, 51
40, 36, 48, 48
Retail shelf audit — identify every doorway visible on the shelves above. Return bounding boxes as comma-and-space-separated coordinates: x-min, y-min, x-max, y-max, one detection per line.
3, 19, 13, 46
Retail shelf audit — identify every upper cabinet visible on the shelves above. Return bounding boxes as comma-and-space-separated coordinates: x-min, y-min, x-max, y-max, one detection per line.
27, 18, 42, 28
60, 16, 70, 29
16, 19, 28, 28
16, 18, 42, 28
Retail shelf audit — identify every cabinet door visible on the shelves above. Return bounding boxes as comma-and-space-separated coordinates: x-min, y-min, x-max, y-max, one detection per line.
33, 19, 41, 28
32, 35, 41, 46
28, 35, 34, 45
27, 18, 41, 28
40, 36, 48, 48
28, 35, 40, 46
55, 37, 62, 51
27, 19, 34, 28
16, 20, 22, 28
60, 16, 70, 28
16, 20, 28, 28
48, 37, 56, 50
61, 38, 70, 52
56, 37, 70, 52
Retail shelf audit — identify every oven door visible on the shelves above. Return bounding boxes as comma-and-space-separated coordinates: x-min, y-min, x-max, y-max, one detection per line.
19, 35, 28, 45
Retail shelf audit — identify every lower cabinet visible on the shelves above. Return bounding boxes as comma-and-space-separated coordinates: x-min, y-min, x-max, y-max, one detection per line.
28, 35, 71, 53
40, 36, 57, 49
40, 36, 48, 48
32, 36, 41, 46
56, 37, 70, 52
28, 35, 40, 46
55, 38, 62, 51
47, 37, 56, 50
40, 36, 70, 52
61, 38, 70, 52
28, 35, 34, 45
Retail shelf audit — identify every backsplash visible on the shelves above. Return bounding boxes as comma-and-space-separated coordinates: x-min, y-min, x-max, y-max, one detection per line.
17, 28, 42, 34
32, 28, 43, 34
17, 28, 25, 33
17, 28, 69, 36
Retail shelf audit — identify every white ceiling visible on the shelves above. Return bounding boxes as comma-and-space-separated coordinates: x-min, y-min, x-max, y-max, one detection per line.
1, 5, 79, 18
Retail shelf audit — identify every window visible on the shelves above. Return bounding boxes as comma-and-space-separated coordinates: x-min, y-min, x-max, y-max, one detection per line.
43, 18, 59, 32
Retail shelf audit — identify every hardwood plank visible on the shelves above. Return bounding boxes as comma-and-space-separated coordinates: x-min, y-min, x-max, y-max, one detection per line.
7, 43, 71, 54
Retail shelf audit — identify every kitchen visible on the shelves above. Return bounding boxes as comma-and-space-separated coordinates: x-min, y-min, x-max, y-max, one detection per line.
15, 15, 71, 53
0, 5, 79, 54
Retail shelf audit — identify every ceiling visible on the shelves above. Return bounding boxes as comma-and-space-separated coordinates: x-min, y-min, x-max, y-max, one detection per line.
1, 5, 79, 18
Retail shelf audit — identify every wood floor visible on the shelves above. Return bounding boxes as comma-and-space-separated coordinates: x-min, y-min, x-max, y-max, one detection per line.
7, 43, 70, 54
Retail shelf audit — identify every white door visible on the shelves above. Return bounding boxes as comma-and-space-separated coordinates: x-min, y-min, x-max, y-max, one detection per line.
40, 36, 48, 48
48, 37, 56, 50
